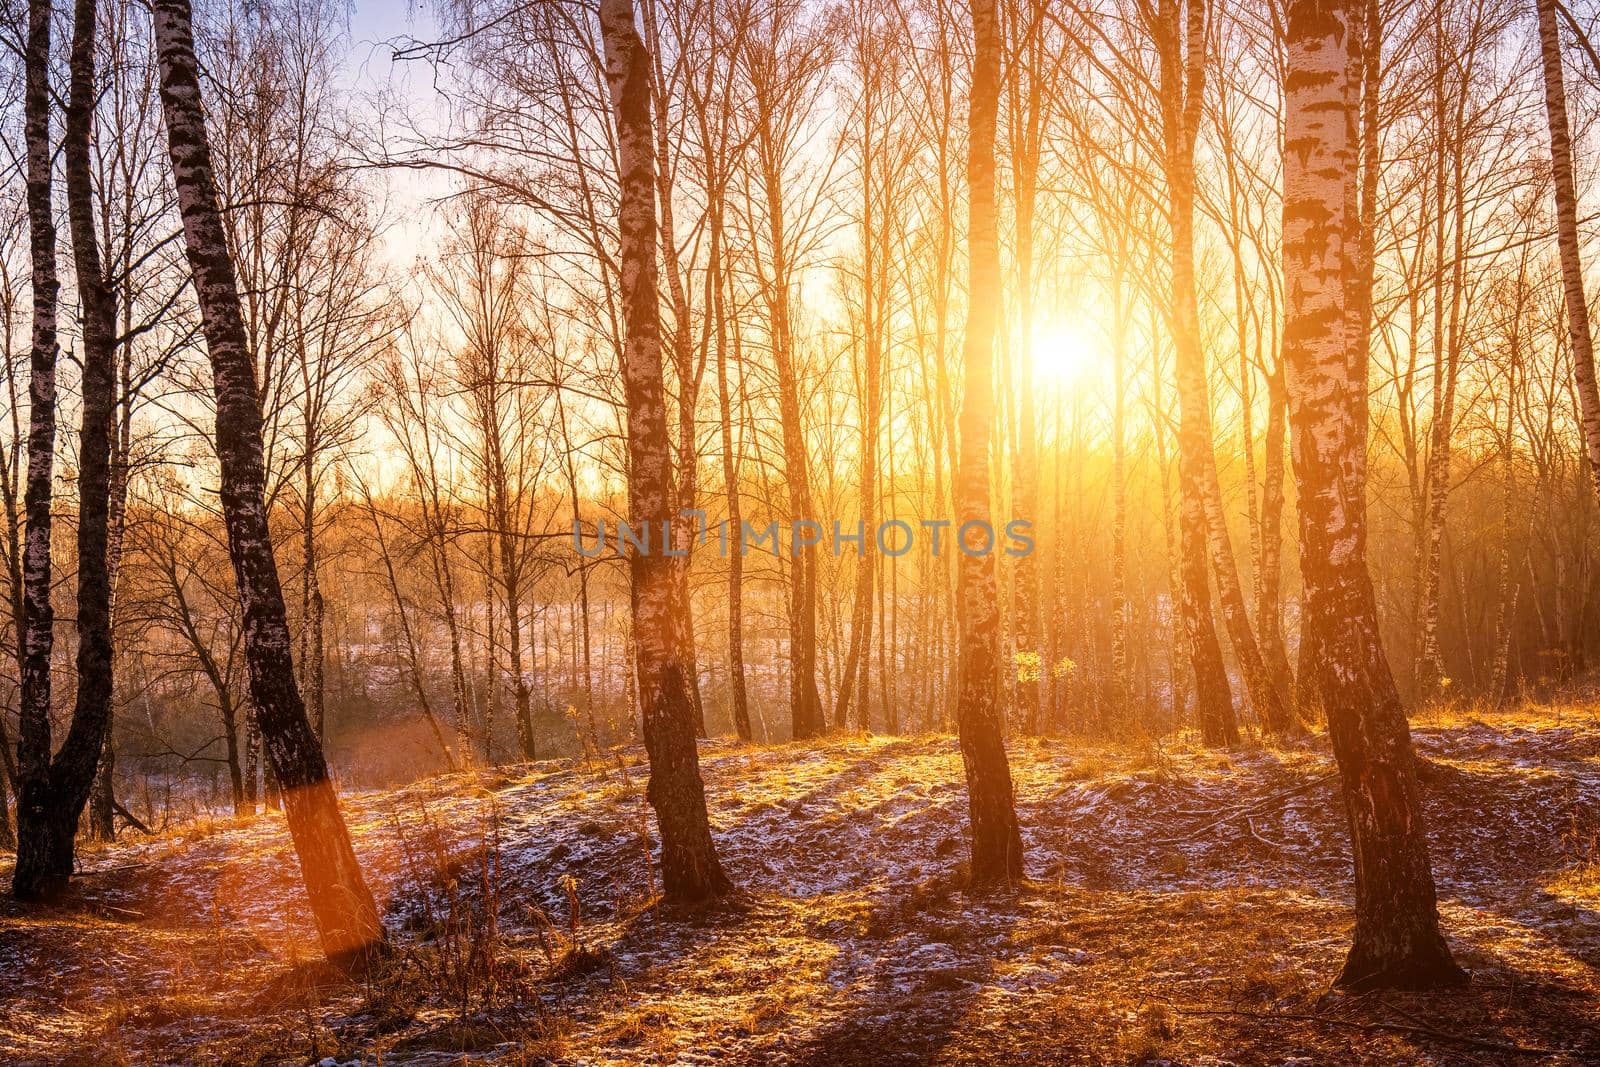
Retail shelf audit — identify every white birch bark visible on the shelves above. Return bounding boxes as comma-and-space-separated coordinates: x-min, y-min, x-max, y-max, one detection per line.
955, 0, 1023, 888
600, 0, 732, 901
1282, 0, 1463, 990
1537, 0, 1600, 497
151, 0, 384, 967
11, 0, 63, 901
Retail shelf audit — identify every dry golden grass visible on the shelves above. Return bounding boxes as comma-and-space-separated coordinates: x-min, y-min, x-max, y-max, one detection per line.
4, 705, 1600, 1063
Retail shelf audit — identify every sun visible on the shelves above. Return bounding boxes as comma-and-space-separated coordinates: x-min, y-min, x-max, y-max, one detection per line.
1030, 319, 1102, 386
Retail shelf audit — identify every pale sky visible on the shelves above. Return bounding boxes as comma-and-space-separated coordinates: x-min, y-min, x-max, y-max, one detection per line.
337, 1, 458, 279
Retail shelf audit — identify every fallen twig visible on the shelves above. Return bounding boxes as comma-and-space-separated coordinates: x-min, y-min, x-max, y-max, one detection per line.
78, 862, 148, 875
1173, 1004, 1561, 1057
1245, 816, 1293, 851
1156, 773, 1337, 845
114, 800, 153, 835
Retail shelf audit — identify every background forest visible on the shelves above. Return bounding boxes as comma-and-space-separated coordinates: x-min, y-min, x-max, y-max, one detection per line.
0, 0, 1586, 819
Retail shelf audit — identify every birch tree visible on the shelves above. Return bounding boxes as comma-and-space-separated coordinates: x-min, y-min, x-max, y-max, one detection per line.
151, 0, 385, 967
57, 0, 119, 861
736, 0, 831, 739
11, 0, 65, 900
600, 0, 733, 900
956, 0, 1024, 889
1281, 0, 1464, 990
1536, 0, 1600, 499
1155, 0, 1288, 744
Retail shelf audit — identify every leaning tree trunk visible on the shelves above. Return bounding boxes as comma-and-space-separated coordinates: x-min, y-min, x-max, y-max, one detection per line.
1282, 0, 1464, 991
709, 210, 751, 742
600, 0, 732, 903
1151, 0, 1236, 744
12, 0, 67, 900
956, 0, 1024, 890
1159, 0, 1278, 744
56, 0, 118, 861
756, 138, 825, 740
1537, 0, 1600, 496
14, 0, 124, 883
152, 0, 385, 968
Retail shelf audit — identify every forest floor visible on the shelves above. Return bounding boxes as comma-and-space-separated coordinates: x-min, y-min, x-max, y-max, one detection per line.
5, 704, 1600, 1064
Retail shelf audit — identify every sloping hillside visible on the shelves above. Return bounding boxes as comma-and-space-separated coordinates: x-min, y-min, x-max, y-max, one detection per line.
4, 706, 1600, 1064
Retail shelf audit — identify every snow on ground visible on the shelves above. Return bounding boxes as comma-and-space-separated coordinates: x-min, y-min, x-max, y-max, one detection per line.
4, 706, 1600, 1063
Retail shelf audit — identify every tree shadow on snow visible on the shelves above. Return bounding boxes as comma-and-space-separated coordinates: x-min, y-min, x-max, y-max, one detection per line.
786, 889, 1031, 1067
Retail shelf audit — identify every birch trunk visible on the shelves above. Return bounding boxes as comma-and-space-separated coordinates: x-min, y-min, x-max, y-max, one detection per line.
1110, 258, 1131, 716
834, 103, 886, 732
835, 327, 880, 732
12, 0, 121, 893
1152, 0, 1230, 743
775, 311, 822, 736
638, 0, 708, 742
89, 409, 132, 842
1489, 377, 1517, 703
220, 691, 244, 813
600, 0, 732, 901
301, 455, 325, 739
1537, 0, 1600, 497
500, 523, 535, 760
1008, 0, 1045, 735
1282, 0, 1464, 990
244, 703, 260, 813
0, 740, 13, 851
152, 0, 384, 968
751, 80, 824, 737
0, 387, 21, 848
555, 378, 598, 750
956, 0, 1023, 889
432, 519, 474, 760
1158, 0, 1282, 743
771, 250, 823, 738
710, 212, 750, 741
482, 542, 501, 762
56, 0, 119, 860
11, 0, 64, 900
400, 370, 474, 759
1258, 365, 1296, 705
